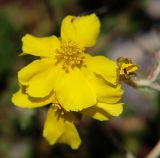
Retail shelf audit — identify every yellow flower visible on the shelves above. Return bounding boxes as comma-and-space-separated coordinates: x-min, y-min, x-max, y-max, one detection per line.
12, 14, 125, 149
17, 13, 121, 111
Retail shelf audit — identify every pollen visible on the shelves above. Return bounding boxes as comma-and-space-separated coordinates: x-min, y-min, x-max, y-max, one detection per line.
56, 41, 85, 72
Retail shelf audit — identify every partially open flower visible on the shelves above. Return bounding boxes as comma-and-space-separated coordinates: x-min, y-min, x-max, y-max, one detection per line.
117, 57, 138, 80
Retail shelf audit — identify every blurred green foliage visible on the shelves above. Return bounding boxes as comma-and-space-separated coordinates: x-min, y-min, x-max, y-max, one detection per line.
0, 12, 18, 76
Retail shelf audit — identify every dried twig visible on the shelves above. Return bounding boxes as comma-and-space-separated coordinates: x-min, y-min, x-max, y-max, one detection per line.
130, 50, 160, 91
135, 79, 160, 91
146, 141, 160, 158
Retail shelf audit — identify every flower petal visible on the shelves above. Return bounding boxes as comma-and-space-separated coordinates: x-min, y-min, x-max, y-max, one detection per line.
85, 55, 118, 85
12, 86, 53, 108
26, 63, 61, 98
120, 63, 138, 75
97, 102, 123, 116
82, 102, 123, 121
61, 14, 100, 47
54, 68, 97, 111
82, 69, 123, 104
18, 58, 54, 85
43, 107, 81, 149
22, 34, 60, 57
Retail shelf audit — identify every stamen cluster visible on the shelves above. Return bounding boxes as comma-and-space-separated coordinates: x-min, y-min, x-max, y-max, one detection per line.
56, 41, 85, 72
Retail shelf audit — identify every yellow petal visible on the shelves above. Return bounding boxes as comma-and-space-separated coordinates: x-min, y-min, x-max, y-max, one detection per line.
97, 102, 123, 116
120, 63, 138, 75
26, 64, 61, 98
82, 102, 123, 121
18, 58, 54, 85
22, 34, 60, 57
12, 86, 53, 108
82, 69, 123, 104
43, 107, 81, 149
85, 55, 118, 85
54, 67, 97, 111
61, 14, 100, 47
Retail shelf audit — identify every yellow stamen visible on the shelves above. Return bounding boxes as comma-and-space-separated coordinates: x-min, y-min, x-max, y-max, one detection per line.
56, 41, 85, 72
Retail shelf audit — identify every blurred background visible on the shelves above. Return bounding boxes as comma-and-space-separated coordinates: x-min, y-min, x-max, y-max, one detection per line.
0, 0, 160, 158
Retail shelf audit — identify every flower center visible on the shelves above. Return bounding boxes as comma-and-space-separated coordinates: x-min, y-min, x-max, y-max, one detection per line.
56, 41, 85, 72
